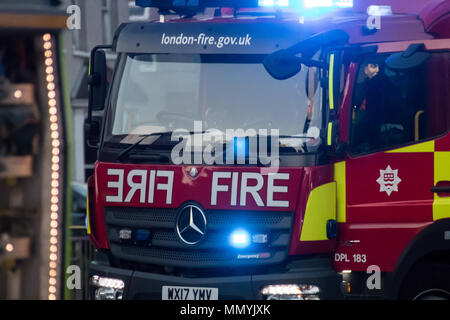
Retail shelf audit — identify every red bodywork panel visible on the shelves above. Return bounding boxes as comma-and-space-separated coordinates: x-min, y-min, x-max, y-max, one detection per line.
333, 151, 435, 272
346, 153, 434, 224
334, 222, 431, 271
90, 162, 334, 253
420, 0, 450, 38
332, 38, 450, 272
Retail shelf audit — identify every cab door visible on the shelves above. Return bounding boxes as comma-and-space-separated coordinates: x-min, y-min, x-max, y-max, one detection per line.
334, 40, 450, 272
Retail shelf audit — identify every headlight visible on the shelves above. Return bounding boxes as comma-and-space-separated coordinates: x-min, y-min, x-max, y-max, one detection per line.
261, 284, 320, 300
91, 275, 125, 300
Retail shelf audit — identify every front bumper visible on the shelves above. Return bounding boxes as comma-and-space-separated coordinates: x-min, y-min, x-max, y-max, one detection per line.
88, 253, 342, 300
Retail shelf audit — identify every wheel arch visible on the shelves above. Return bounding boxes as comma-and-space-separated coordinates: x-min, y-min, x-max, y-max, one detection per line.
387, 218, 450, 299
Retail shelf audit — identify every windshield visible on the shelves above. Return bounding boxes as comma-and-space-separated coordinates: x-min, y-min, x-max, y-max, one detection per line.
105, 53, 323, 154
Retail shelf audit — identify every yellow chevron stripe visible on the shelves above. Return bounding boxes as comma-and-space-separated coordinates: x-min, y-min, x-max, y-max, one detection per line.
386, 140, 434, 153
334, 161, 346, 223
433, 151, 450, 221
300, 182, 337, 241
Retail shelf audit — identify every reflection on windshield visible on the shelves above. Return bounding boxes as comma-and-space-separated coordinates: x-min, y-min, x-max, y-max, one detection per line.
108, 54, 322, 151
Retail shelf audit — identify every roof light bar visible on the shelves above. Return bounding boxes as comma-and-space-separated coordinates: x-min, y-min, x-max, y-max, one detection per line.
258, 0, 289, 7
334, 0, 353, 8
304, 0, 352, 8
135, 0, 352, 8
136, 0, 260, 8
303, 0, 331, 8
367, 5, 392, 16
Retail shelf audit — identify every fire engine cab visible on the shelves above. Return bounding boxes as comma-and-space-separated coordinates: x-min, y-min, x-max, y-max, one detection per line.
85, 0, 450, 300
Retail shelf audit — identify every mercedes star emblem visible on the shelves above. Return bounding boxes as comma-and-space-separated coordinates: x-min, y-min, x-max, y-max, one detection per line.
176, 204, 207, 245
189, 167, 198, 178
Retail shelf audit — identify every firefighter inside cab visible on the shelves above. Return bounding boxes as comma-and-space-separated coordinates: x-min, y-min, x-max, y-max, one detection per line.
85, 0, 450, 301
351, 51, 427, 154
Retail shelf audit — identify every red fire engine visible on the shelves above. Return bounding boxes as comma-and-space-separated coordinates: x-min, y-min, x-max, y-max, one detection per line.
85, 0, 450, 300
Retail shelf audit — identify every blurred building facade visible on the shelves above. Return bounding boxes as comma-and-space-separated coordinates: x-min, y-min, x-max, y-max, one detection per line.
0, 0, 71, 299
62, 0, 159, 183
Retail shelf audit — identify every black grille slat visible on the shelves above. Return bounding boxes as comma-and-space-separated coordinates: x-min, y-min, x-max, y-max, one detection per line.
105, 208, 290, 228
107, 227, 289, 250
105, 207, 293, 268
106, 208, 177, 228
110, 244, 287, 268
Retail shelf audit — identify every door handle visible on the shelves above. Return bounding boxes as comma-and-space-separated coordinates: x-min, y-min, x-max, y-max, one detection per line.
431, 186, 450, 193
431, 181, 450, 195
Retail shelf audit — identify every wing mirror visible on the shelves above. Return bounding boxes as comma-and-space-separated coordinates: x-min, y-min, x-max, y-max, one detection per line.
85, 45, 112, 149
385, 43, 430, 70
263, 50, 303, 80
88, 48, 108, 111
263, 29, 349, 80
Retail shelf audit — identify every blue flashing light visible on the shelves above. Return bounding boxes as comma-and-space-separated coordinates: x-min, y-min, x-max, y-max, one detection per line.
229, 229, 251, 249
303, 0, 352, 8
258, 0, 289, 7
334, 0, 353, 8
135, 229, 150, 241
234, 137, 247, 159
303, 0, 332, 8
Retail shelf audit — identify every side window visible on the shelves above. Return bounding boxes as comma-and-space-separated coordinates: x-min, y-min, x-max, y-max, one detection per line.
349, 52, 449, 155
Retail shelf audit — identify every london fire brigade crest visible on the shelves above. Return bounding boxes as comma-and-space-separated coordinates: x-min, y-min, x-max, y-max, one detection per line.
376, 165, 402, 196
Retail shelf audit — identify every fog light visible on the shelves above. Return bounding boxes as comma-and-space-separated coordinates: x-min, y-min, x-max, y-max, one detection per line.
119, 229, 132, 240
261, 284, 320, 300
94, 287, 123, 300
91, 276, 125, 300
252, 234, 268, 244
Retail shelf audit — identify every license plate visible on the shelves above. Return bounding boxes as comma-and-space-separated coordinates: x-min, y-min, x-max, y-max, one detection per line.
162, 286, 219, 300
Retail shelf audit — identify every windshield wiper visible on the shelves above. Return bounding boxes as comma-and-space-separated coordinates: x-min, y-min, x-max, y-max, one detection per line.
279, 135, 317, 139
116, 131, 208, 162
116, 132, 171, 162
